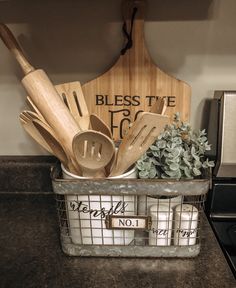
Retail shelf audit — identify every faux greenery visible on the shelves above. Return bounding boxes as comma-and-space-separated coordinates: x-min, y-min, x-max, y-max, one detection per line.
136, 113, 214, 179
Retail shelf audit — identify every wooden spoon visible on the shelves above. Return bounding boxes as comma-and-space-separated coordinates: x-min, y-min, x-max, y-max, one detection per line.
72, 130, 115, 178
21, 110, 47, 125
19, 112, 53, 154
26, 96, 45, 120
109, 112, 169, 176
90, 113, 115, 174
90, 113, 112, 139
31, 118, 78, 174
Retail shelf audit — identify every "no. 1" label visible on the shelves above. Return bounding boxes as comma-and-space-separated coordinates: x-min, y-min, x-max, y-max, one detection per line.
105, 215, 151, 230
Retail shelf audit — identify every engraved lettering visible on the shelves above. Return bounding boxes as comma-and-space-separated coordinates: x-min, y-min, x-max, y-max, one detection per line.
132, 95, 141, 106
95, 94, 105, 105
114, 95, 123, 106
109, 109, 130, 136
146, 96, 157, 106
167, 96, 176, 107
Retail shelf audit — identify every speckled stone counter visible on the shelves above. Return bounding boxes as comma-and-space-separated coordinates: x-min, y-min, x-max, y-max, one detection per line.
0, 193, 235, 288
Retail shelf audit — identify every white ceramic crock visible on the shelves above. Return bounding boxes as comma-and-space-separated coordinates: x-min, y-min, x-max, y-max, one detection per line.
61, 164, 137, 245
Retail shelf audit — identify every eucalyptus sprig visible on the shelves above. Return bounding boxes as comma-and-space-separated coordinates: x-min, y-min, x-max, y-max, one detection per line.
136, 113, 214, 179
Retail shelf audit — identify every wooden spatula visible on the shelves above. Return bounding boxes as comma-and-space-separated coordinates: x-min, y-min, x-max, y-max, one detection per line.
27, 82, 90, 131
82, 0, 191, 141
72, 131, 115, 178
55, 81, 90, 131
150, 97, 167, 115
109, 112, 169, 176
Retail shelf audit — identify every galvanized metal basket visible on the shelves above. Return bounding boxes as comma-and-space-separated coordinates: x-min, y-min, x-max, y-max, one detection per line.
51, 164, 210, 258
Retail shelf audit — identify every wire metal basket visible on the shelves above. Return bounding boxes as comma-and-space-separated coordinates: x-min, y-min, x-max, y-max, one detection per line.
51, 164, 210, 258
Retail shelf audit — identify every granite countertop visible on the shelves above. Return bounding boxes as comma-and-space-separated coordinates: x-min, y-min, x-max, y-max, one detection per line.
0, 193, 235, 288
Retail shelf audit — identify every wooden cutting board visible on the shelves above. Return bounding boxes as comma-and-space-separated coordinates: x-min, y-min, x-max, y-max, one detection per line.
82, 0, 191, 141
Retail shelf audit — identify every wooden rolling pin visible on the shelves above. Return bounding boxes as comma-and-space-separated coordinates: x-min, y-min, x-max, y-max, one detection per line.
0, 23, 80, 161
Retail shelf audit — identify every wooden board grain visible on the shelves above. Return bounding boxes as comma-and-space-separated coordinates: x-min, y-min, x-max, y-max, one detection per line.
82, 0, 191, 141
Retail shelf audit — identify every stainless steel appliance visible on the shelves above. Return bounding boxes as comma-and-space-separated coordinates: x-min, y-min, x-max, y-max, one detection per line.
206, 91, 236, 278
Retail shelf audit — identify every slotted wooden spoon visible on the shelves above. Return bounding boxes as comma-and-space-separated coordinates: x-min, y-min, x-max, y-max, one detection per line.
72, 130, 115, 178
55, 81, 90, 131
90, 113, 115, 175
109, 112, 169, 176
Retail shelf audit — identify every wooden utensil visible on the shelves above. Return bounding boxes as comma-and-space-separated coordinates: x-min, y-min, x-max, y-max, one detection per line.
32, 118, 77, 174
27, 82, 90, 131
55, 81, 90, 130
0, 23, 80, 160
26, 96, 45, 120
90, 113, 113, 139
19, 112, 53, 154
82, 0, 191, 141
109, 112, 169, 176
72, 130, 115, 178
89, 114, 115, 175
150, 97, 167, 115
21, 110, 47, 125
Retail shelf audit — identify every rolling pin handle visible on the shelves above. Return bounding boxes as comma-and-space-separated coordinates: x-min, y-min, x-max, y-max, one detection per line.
0, 23, 35, 75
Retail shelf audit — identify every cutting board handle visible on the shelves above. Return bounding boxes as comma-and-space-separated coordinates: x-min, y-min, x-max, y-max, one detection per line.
121, 0, 147, 56
122, 0, 146, 20
0, 23, 35, 75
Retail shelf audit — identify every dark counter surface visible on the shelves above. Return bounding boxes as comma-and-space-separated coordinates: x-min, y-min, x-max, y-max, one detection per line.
0, 193, 235, 288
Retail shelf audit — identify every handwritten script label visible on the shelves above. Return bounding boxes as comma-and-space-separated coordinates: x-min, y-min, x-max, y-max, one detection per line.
176, 228, 197, 238
69, 200, 128, 219
150, 227, 169, 236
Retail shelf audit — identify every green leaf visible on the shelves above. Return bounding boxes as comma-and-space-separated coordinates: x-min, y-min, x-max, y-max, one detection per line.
152, 151, 160, 157
192, 153, 200, 161
148, 167, 157, 178
150, 145, 159, 151
169, 163, 179, 171
138, 170, 149, 178
194, 160, 202, 169
171, 148, 181, 158
184, 167, 192, 178
193, 167, 201, 176
183, 157, 192, 167
151, 158, 161, 165
165, 169, 180, 178
157, 140, 167, 149
191, 146, 196, 156
208, 160, 215, 167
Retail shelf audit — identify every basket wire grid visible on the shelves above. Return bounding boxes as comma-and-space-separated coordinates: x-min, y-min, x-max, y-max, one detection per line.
56, 193, 205, 250
52, 164, 209, 257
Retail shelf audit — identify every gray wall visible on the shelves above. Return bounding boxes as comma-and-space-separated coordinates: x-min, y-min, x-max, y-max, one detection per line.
0, 0, 235, 155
